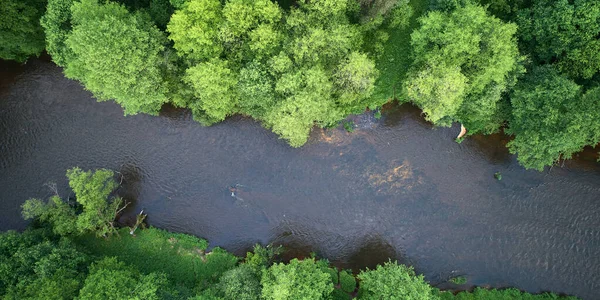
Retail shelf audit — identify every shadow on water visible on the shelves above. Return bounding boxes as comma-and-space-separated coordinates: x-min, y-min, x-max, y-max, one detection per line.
342, 235, 400, 272
2, 59, 600, 299
116, 163, 145, 227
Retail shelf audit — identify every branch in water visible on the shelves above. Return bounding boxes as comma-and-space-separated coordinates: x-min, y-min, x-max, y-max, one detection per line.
456, 124, 467, 139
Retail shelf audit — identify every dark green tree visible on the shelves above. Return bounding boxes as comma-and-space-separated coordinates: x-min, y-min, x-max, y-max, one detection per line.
517, 0, 600, 79
41, 0, 75, 67
78, 257, 168, 300
0, 0, 46, 61
506, 67, 600, 170
0, 230, 89, 299
215, 264, 261, 300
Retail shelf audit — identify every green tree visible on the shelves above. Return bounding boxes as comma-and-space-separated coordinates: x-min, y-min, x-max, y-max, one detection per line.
0, 0, 46, 61
215, 264, 261, 300
22, 168, 125, 237
66, 168, 124, 237
265, 67, 339, 147
261, 258, 334, 300
357, 261, 436, 300
237, 62, 276, 118
22, 196, 77, 236
41, 0, 76, 67
78, 257, 168, 300
334, 52, 379, 113
517, 0, 600, 79
405, 4, 522, 134
64, 0, 168, 115
184, 59, 239, 124
506, 67, 600, 170
166, 0, 382, 147
167, 0, 223, 61
0, 230, 89, 299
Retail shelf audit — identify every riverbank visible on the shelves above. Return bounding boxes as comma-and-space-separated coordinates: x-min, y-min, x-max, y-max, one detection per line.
0, 226, 580, 299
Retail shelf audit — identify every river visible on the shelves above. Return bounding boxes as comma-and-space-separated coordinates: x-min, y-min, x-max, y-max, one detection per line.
1, 58, 599, 299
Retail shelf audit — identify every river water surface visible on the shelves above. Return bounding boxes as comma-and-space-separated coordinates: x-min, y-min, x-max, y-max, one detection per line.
1, 59, 599, 299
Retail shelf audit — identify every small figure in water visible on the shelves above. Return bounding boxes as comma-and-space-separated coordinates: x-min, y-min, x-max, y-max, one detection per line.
229, 186, 237, 197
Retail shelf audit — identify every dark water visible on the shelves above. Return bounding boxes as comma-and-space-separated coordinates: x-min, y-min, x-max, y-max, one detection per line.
1, 59, 599, 299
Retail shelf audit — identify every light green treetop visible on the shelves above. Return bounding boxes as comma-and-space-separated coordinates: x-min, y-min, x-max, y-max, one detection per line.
65, 0, 168, 115
406, 4, 522, 134
261, 258, 334, 300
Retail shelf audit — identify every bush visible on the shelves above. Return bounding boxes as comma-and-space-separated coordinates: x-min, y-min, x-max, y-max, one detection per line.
261, 258, 334, 300
357, 261, 436, 300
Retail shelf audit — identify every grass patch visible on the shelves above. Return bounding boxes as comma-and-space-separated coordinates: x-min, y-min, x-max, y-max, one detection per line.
72, 227, 238, 290
371, 0, 429, 104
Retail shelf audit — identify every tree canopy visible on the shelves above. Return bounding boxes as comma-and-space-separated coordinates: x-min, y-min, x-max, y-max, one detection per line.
506, 67, 600, 170
261, 258, 334, 300
22, 168, 125, 237
357, 261, 435, 300
62, 0, 169, 115
517, 0, 600, 79
0, 0, 46, 61
405, 3, 522, 134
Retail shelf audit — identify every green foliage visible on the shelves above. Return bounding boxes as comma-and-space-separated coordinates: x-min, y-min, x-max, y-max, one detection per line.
165, 0, 380, 147
41, 0, 75, 67
449, 276, 467, 284
517, 0, 600, 79
22, 196, 77, 236
406, 3, 523, 134
0, 0, 46, 61
334, 52, 379, 112
343, 121, 355, 133
357, 260, 436, 300
339, 270, 356, 293
64, 0, 168, 115
374, 110, 382, 119
0, 230, 89, 299
148, 0, 175, 29
167, 0, 224, 61
479, 0, 525, 20
216, 264, 261, 300
245, 244, 282, 270
184, 59, 239, 124
428, 0, 472, 12
72, 227, 237, 290
22, 168, 124, 237
506, 67, 600, 170
261, 258, 335, 300
78, 257, 168, 300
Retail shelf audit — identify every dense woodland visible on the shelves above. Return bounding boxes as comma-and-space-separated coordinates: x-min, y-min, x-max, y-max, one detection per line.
1, 0, 600, 170
0, 168, 580, 299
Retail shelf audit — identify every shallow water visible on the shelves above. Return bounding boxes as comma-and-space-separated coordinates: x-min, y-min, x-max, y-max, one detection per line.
1, 59, 599, 299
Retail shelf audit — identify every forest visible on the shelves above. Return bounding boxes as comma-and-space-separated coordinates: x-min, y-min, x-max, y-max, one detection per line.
0, 167, 580, 299
1, 0, 599, 170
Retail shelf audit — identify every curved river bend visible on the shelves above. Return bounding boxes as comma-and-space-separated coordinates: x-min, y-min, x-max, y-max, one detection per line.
1, 59, 599, 299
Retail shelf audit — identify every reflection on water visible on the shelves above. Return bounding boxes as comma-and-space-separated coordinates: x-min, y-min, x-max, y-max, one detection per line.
1, 59, 600, 299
